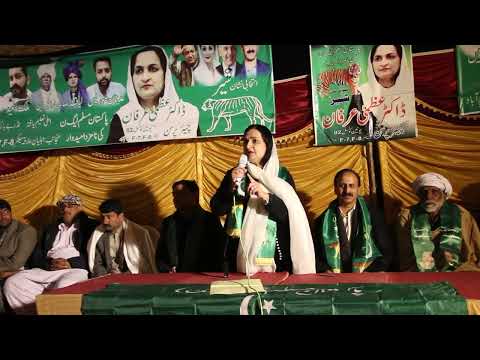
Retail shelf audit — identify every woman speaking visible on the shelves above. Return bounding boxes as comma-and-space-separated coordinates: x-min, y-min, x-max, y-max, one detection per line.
210, 125, 316, 275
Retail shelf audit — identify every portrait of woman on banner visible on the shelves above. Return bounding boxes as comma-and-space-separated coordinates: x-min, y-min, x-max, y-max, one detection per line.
193, 45, 223, 87
107, 45, 199, 144
347, 44, 416, 140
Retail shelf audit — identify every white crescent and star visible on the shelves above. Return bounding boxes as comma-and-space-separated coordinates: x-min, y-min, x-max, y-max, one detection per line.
262, 299, 277, 315
240, 295, 255, 315
240, 296, 277, 315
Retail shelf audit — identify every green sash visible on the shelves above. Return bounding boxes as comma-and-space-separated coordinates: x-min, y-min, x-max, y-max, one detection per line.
410, 202, 462, 272
322, 197, 381, 273
225, 166, 289, 265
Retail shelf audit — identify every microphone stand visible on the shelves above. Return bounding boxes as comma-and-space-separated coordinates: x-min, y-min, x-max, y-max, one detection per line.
223, 236, 230, 278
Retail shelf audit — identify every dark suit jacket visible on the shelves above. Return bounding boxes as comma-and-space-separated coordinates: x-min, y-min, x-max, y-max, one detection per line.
236, 59, 271, 78
313, 199, 392, 272
28, 212, 98, 271
156, 206, 225, 273
216, 62, 242, 77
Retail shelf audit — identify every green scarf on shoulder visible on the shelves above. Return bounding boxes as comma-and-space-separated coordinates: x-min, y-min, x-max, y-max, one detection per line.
225, 166, 290, 264
410, 201, 462, 272
322, 196, 382, 273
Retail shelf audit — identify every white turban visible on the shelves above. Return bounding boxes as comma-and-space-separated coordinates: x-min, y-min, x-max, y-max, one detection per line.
412, 172, 453, 198
36, 63, 61, 109
37, 63, 57, 81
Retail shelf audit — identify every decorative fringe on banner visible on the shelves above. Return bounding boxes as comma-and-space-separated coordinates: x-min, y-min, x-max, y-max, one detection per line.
416, 98, 480, 123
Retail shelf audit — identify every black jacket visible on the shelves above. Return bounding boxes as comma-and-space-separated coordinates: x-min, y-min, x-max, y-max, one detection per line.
313, 199, 392, 272
210, 167, 296, 273
156, 206, 225, 273
28, 212, 98, 270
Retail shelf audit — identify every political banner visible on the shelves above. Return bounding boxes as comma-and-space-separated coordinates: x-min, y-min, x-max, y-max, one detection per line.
310, 45, 417, 146
0, 44, 275, 154
456, 45, 480, 115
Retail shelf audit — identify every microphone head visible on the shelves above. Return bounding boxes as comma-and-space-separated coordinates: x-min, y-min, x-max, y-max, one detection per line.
239, 154, 248, 168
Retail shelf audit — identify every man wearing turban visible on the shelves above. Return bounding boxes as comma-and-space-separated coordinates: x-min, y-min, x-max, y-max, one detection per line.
3, 194, 98, 314
31, 63, 62, 112
396, 172, 480, 272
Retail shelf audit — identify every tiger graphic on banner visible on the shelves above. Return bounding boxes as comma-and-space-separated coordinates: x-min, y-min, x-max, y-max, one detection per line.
201, 96, 272, 133
317, 63, 361, 98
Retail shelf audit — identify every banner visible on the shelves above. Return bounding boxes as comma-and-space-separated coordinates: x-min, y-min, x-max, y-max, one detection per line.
456, 45, 480, 115
0, 45, 275, 154
310, 45, 417, 146
82, 282, 467, 315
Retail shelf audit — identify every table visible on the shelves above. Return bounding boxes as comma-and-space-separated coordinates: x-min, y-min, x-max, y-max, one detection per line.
36, 272, 480, 315
36, 272, 289, 315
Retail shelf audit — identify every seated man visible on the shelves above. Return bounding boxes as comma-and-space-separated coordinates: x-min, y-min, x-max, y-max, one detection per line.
87, 199, 158, 277
3, 195, 97, 314
0, 199, 37, 313
156, 180, 225, 273
396, 172, 480, 272
313, 169, 392, 273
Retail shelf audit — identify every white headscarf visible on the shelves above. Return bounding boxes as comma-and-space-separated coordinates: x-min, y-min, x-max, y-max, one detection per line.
358, 45, 415, 130
197, 44, 220, 68
193, 45, 222, 86
412, 172, 453, 199
37, 63, 61, 108
115, 45, 199, 142
237, 139, 316, 275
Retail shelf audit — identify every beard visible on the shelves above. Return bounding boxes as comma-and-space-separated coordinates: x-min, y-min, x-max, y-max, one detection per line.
98, 78, 111, 88
422, 201, 442, 213
0, 219, 12, 228
10, 84, 26, 98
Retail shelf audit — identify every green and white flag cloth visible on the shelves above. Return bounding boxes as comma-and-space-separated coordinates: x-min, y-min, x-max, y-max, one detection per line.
456, 45, 480, 115
82, 282, 468, 315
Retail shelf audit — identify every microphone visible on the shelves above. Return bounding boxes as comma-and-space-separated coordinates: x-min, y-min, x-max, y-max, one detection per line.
234, 154, 248, 197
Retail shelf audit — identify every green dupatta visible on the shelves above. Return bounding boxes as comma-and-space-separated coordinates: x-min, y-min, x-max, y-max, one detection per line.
226, 166, 289, 265
322, 196, 381, 273
410, 202, 462, 272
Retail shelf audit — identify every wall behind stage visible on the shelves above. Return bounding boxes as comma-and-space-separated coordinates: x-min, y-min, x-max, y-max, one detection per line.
1, 47, 480, 234
0, 124, 370, 232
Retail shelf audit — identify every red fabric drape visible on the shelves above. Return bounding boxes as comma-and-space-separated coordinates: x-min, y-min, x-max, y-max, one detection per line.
274, 76, 313, 137
413, 51, 459, 114
0, 152, 42, 176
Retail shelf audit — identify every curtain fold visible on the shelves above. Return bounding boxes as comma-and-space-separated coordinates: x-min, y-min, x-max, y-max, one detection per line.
379, 112, 480, 224
274, 75, 313, 136
0, 122, 368, 228
413, 51, 459, 114
2, 53, 480, 231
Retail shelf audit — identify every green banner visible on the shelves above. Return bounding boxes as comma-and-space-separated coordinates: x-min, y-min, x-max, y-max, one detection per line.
0, 45, 275, 154
310, 45, 417, 146
82, 282, 467, 315
456, 45, 480, 115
